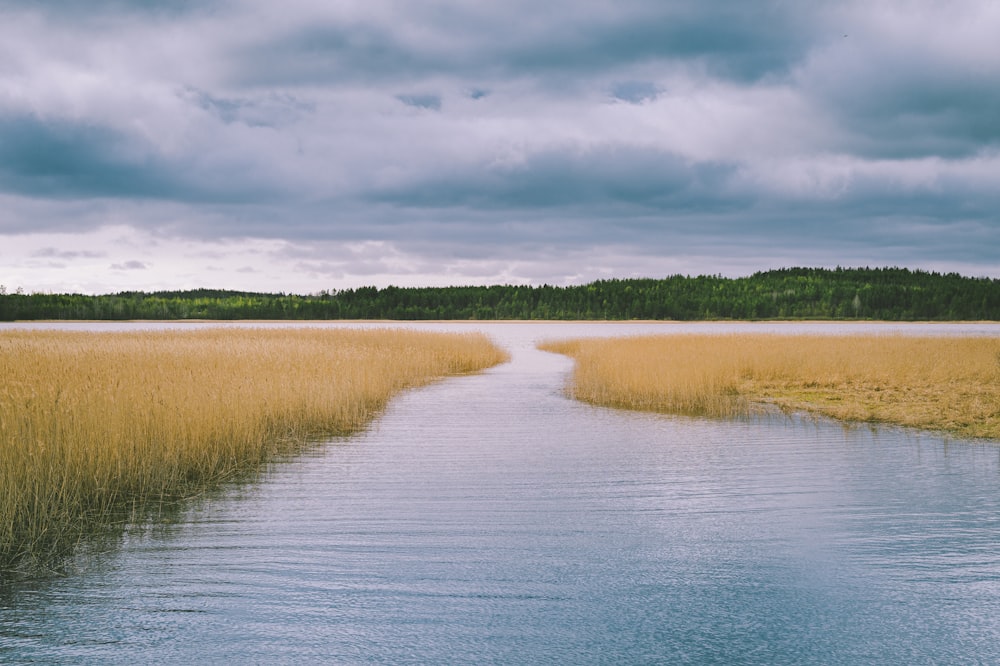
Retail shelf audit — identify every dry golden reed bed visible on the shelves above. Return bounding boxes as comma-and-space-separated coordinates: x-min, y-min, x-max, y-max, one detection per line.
1, 327, 507, 570
539, 334, 1000, 440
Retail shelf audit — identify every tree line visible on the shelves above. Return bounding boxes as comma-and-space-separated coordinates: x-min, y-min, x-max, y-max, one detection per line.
2, 267, 999, 321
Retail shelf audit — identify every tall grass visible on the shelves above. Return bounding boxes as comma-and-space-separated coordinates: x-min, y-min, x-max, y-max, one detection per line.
539, 334, 1000, 440
1, 327, 507, 571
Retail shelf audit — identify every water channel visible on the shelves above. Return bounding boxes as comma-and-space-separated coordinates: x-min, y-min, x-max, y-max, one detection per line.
2, 322, 1000, 664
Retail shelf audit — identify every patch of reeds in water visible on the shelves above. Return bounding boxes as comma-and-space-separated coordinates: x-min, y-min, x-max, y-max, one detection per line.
1, 327, 508, 572
539, 334, 1000, 440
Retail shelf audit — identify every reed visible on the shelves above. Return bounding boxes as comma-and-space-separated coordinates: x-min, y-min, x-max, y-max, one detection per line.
540, 334, 1000, 440
1, 327, 508, 571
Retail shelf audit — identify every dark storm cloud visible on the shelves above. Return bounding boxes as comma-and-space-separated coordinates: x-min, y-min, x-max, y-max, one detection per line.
182, 88, 315, 128
0, 0, 216, 18
0, 115, 283, 204
1, 0, 998, 288
500, 3, 816, 82
0, 115, 181, 199
369, 146, 744, 213
802, 49, 1000, 159
229, 22, 432, 87
229, 1, 817, 87
610, 81, 659, 104
396, 94, 442, 111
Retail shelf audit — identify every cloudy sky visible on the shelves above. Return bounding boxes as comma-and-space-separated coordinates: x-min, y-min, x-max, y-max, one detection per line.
1, 0, 998, 294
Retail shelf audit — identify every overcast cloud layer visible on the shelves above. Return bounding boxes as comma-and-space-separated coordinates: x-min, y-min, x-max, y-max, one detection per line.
1, 0, 998, 293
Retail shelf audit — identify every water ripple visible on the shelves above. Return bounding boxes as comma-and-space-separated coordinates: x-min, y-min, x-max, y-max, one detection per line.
3, 322, 1000, 665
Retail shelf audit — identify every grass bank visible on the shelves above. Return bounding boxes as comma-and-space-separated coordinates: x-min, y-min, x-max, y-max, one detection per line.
1, 327, 508, 572
539, 334, 1000, 440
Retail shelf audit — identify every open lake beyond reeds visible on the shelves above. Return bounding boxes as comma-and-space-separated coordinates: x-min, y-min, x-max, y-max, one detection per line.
3, 321, 1000, 664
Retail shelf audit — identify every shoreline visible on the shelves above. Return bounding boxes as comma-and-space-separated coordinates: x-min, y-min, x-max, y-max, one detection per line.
540, 333, 1000, 442
4, 318, 999, 325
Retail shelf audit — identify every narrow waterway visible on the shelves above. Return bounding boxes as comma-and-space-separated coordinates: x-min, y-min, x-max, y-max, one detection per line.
3, 322, 1000, 664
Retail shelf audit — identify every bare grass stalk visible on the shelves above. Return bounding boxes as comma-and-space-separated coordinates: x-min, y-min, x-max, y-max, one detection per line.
539, 334, 1000, 439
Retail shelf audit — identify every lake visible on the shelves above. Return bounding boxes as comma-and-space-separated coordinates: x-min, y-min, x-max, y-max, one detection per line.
3, 321, 1000, 664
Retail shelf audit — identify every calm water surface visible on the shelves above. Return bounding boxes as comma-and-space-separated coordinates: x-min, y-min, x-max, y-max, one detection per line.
3, 322, 1000, 664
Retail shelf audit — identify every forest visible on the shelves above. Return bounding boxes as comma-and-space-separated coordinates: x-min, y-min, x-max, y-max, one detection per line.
2, 267, 999, 321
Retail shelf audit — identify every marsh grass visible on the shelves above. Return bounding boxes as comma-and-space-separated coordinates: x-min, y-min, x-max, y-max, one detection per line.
539, 334, 1000, 440
1, 327, 507, 573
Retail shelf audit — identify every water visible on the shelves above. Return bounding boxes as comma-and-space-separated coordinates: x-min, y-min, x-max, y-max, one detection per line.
3, 322, 1000, 664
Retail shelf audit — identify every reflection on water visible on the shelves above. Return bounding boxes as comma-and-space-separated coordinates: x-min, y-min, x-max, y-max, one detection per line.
3, 322, 1000, 664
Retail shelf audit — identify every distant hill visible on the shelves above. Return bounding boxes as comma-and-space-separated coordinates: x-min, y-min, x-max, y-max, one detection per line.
2, 267, 999, 321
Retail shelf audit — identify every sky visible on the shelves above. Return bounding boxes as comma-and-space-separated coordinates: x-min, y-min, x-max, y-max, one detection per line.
1, 0, 998, 294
